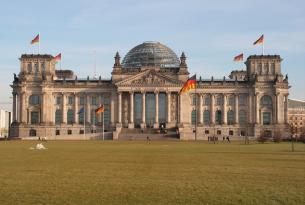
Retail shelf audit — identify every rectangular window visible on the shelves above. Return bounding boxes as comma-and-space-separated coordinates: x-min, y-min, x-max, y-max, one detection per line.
239, 95, 247, 105
263, 112, 271, 125
79, 130, 84, 134
205, 130, 209, 134
56, 130, 60, 135
228, 96, 234, 106
191, 110, 196, 125
68, 96, 74, 105
56, 96, 62, 105
229, 130, 234, 135
68, 130, 72, 135
192, 95, 197, 106
204, 96, 210, 105
91, 97, 97, 105
31, 111, 39, 124
216, 96, 223, 105
79, 96, 85, 105
217, 130, 221, 135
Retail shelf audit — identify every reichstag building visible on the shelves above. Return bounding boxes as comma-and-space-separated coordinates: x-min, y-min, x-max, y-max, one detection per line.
10, 41, 290, 140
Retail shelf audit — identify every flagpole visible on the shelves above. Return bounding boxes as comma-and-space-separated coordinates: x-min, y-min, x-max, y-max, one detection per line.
195, 74, 197, 141
84, 106, 86, 140
262, 40, 265, 55
38, 32, 40, 54
102, 112, 104, 141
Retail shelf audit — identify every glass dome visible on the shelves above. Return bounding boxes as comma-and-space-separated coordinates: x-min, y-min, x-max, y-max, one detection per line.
122, 41, 180, 69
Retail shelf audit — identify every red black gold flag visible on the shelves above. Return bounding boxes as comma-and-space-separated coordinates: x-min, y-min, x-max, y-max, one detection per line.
234, 53, 243, 61
95, 105, 105, 114
31, 34, 40, 44
253, 34, 264, 45
54, 53, 62, 61
179, 74, 196, 95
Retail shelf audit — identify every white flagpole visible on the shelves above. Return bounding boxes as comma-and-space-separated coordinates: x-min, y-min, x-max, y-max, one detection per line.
84, 107, 86, 140
102, 111, 104, 141
38, 32, 40, 54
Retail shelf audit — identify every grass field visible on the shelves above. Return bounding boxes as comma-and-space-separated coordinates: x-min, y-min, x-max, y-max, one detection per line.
0, 141, 304, 205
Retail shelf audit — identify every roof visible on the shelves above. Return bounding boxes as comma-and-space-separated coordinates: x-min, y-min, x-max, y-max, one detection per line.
288, 99, 305, 109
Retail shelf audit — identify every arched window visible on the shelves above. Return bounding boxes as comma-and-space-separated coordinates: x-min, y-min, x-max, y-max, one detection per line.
29, 129, 36, 136
191, 110, 196, 125
203, 110, 210, 125
260, 95, 272, 106
55, 109, 62, 124
29, 95, 40, 105
227, 110, 234, 125
216, 110, 222, 125
67, 109, 74, 124
239, 110, 247, 124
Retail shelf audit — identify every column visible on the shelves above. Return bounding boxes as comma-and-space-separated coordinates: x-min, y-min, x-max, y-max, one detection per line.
248, 94, 253, 123
210, 94, 215, 124
255, 93, 260, 124
19, 92, 26, 123
166, 92, 171, 123
273, 94, 278, 124
110, 92, 115, 125
41, 92, 47, 123
74, 94, 79, 124
86, 95, 91, 123
62, 93, 67, 123
141, 92, 146, 126
235, 94, 239, 124
98, 95, 103, 124
118, 92, 122, 124
276, 93, 280, 124
199, 94, 203, 124
12, 92, 17, 122
154, 91, 159, 128
284, 95, 289, 124
129, 92, 134, 125
223, 94, 227, 125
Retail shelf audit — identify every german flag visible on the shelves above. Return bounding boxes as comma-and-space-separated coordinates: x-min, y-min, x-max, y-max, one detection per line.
234, 53, 243, 62
253, 34, 264, 45
31, 34, 40, 45
54, 53, 61, 62
179, 74, 196, 95
95, 105, 104, 114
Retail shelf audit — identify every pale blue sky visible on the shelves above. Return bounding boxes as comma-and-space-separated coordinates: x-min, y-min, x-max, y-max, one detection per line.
0, 0, 305, 111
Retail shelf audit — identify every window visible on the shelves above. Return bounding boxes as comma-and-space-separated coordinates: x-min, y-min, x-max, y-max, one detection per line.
261, 95, 272, 106
204, 96, 210, 105
216, 96, 223, 105
34, 63, 39, 75
203, 110, 210, 125
31, 111, 39, 124
240, 130, 246, 136
29, 95, 40, 105
229, 130, 234, 136
216, 110, 222, 125
91, 97, 98, 105
239, 110, 247, 124
228, 96, 234, 106
217, 130, 221, 135
79, 111, 84, 124
192, 95, 197, 106
271, 63, 275, 74
263, 112, 271, 125
29, 129, 36, 136
56, 96, 62, 105
79, 130, 84, 134
27, 63, 32, 73
239, 95, 247, 105
91, 110, 97, 125
68, 130, 72, 135
55, 109, 62, 124
67, 109, 74, 124
257, 63, 262, 74
68, 96, 74, 105
79, 96, 85, 105
191, 110, 196, 125
227, 110, 234, 125
205, 130, 209, 134
41, 62, 45, 73
56, 130, 60, 135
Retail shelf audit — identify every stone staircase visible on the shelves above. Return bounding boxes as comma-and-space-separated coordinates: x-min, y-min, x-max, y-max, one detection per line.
118, 128, 179, 141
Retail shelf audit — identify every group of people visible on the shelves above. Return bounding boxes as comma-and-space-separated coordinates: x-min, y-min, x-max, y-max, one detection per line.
208, 136, 230, 143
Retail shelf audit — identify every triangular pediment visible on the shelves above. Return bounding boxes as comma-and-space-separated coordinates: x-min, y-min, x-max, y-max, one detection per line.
115, 70, 183, 87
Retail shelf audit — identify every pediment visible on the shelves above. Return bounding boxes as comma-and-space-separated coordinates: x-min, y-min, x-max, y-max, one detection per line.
115, 70, 183, 87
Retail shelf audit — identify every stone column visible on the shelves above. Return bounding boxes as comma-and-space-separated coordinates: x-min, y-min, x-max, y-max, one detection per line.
62, 93, 67, 124
118, 92, 122, 124
19, 92, 26, 123
255, 93, 260, 124
235, 94, 239, 124
110, 92, 115, 126
74, 94, 79, 124
284, 95, 289, 124
128, 92, 134, 128
41, 92, 47, 123
12, 92, 17, 122
210, 94, 215, 124
199, 94, 203, 124
86, 95, 91, 123
248, 94, 253, 123
223, 94, 227, 125
141, 92, 146, 128
154, 91, 159, 128
276, 93, 280, 124
166, 92, 171, 123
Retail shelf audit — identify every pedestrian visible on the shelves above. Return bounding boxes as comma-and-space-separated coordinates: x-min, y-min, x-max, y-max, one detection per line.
223, 136, 225, 142
226, 136, 230, 143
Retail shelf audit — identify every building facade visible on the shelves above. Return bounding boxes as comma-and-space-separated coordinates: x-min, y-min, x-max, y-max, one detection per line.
10, 41, 290, 140
288, 99, 305, 138
0, 109, 11, 138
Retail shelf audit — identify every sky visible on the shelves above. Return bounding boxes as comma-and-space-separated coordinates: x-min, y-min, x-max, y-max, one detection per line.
0, 0, 304, 111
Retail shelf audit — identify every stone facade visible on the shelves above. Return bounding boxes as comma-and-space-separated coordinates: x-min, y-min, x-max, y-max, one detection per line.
288, 99, 305, 138
10, 42, 291, 140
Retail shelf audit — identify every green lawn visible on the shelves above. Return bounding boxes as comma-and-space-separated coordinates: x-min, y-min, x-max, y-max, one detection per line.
0, 141, 304, 205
